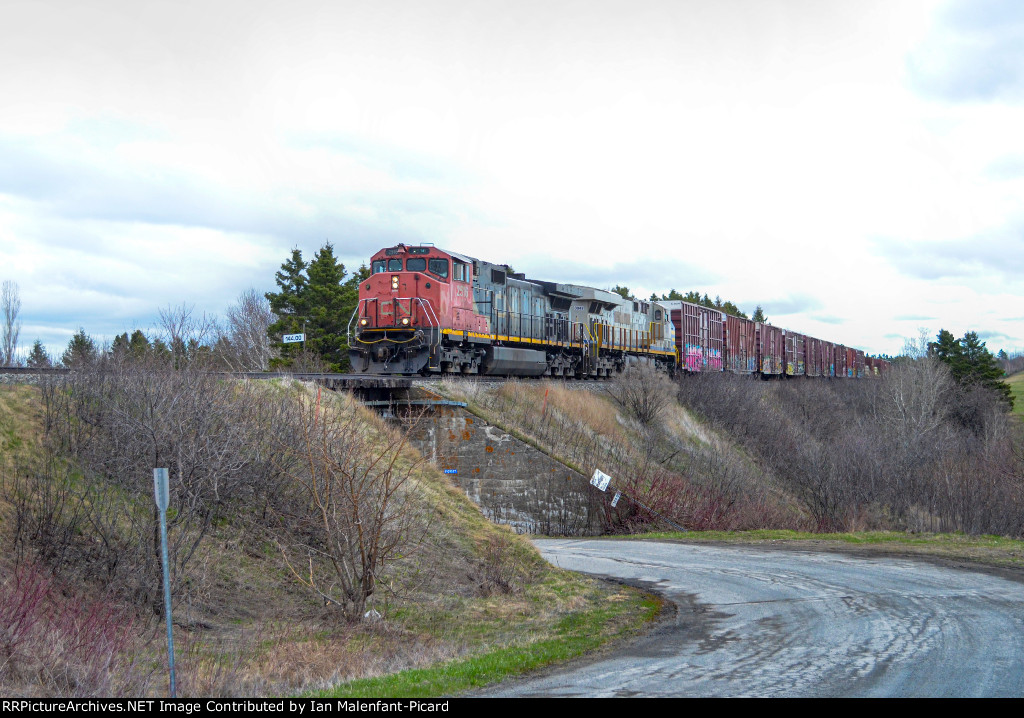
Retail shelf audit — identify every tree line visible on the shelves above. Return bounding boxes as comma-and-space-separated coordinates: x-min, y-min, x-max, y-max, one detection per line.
1, 250, 1019, 376
611, 284, 762, 321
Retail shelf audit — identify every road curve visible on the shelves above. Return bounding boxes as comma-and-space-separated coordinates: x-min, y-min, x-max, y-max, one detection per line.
482, 539, 1024, 697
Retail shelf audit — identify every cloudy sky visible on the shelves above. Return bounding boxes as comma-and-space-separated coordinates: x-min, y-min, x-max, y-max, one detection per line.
2, 0, 1022, 358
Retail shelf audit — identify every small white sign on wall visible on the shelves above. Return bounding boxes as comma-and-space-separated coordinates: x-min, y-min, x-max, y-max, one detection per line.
590, 469, 611, 492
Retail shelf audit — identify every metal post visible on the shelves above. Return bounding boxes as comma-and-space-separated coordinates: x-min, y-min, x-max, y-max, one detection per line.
153, 468, 176, 698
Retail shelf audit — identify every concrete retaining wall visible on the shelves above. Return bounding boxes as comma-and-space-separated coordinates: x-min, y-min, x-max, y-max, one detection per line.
404, 406, 602, 535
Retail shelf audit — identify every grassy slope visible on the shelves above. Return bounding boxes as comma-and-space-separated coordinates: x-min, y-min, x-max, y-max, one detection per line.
1006, 372, 1024, 418
0, 382, 659, 697
431, 378, 804, 530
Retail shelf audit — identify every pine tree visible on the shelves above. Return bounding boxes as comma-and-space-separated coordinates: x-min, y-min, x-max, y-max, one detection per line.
928, 329, 962, 375
110, 332, 131, 358
720, 300, 747, 319
611, 285, 631, 300
930, 329, 1012, 408
129, 329, 151, 359
751, 306, 767, 323
62, 329, 97, 368
266, 243, 365, 371
26, 339, 52, 368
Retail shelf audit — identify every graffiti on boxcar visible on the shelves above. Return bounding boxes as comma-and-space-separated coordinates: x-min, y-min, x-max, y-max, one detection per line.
707, 347, 723, 371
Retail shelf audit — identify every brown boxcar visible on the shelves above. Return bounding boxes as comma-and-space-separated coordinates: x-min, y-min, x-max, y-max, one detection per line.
756, 323, 784, 375
724, 314, 757, 373
854, 349, 866, 378
866, 355, 884, 376
845, 347, 857, 378
833, 343, 847, 378
668, 302, 724, 373
784, 330, 806, 376
820, 340, 833, 377
805, 335, 821, 377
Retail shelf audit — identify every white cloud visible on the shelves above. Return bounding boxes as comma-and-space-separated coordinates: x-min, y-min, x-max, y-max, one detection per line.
2, 0, 1023, 358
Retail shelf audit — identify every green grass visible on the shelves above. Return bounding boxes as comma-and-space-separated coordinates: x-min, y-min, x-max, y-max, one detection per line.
1005, 372, 1024, 418
614, 530, 1024, 571
311, 591, 661, 698
624, 529, 1023, 547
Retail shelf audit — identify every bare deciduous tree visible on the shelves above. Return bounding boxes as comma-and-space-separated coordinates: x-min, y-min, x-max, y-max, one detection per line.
2, 280, 22, 366
27, 365, 285, 611
272, 389, 423, 621
605, 363, 672, 427
157, 303, 216, 368
215, 288, 275, 371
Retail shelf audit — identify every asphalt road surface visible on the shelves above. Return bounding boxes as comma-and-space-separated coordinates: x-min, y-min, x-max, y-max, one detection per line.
482, 539, 1024, 697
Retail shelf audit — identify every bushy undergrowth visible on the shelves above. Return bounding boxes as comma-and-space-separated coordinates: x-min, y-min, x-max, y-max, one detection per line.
0, 564, 151, 697
677, 359, 1024, 535
438, 372, 802, 533
0, 370, 592, 697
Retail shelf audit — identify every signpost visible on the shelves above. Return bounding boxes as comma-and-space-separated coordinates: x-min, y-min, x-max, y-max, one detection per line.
153, 468, 176, 698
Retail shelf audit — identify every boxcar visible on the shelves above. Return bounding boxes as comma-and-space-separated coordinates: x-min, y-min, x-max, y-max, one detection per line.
833, 344, 847, 378
805, 335, 821, 377
724, 314, 757, 373
784, 330, 806, 377
854, 349, 866, 378
757, 323, 784, 376
665, 301, 724, 372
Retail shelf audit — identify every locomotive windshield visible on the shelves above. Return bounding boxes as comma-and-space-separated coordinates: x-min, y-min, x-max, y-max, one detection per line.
428, 258, 449, 278
388, 258, 402, 271
406, 258, 426, 272
372, 260, 386, 273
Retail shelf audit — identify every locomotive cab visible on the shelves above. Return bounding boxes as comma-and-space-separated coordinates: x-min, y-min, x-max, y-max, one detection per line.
349, 244, 488, 374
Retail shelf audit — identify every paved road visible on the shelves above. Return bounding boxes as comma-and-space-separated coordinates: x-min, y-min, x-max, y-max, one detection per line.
482, 539, 1024, 697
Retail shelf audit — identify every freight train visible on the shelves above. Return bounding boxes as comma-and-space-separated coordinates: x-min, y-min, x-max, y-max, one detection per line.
348, 243, 888, 378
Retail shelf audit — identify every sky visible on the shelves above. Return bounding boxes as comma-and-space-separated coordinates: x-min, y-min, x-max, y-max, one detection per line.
1, 0, 1022, 359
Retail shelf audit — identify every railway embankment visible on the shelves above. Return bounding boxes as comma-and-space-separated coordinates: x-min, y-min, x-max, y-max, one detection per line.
427, 374, 805, 534
0, 376, 657, 698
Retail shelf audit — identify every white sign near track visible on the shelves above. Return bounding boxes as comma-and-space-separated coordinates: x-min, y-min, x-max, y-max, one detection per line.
282, 333, 305, 343
590, 469, 611, 492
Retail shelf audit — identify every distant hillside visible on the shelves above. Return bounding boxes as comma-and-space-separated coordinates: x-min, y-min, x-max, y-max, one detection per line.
1006, 371, 1024, 418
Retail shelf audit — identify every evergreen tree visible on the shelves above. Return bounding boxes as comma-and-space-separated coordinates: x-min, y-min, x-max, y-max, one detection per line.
152, 338, 172, 363
129, 329, 151, 359
26, 339, 52, 368
928, 329, 962, 370
266, 243, 365, 371
720, 300, 747, 319
62, 329, 97, 368
930, 329, 1012, 408
611, 285, 631, 300
751, 306, 767, 323
110, 332, 131, 358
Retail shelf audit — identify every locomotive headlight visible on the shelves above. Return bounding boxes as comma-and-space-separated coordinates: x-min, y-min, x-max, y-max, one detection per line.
360, 318, 368, 326
391, 276, 399, 289
401, 317, 410, 325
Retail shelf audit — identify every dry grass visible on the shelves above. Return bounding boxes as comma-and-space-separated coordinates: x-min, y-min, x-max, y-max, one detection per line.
432, 377, 802, 532
0, 378, 645, 698
0, 384, 44, 469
